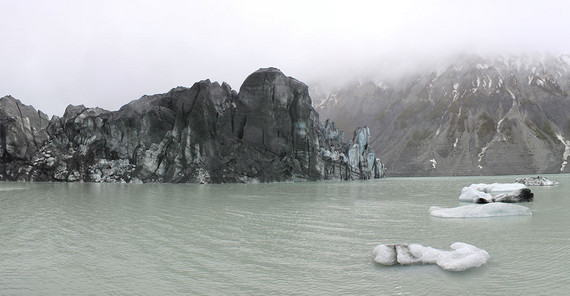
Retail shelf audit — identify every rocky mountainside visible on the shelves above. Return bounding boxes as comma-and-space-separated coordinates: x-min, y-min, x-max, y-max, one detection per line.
0, 68, 384, 183
312, 54, 570, 176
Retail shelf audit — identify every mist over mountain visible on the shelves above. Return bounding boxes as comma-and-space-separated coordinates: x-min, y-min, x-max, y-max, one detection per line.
311, 53, 570, 176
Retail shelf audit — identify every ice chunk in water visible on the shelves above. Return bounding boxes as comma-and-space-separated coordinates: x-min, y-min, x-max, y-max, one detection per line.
459, 183, 529, 203
429, 203, 532, 218
373, 242, 489, 271
465, 183, 526, 194
459, 187, 493, 202
515, 176, 558, 186
371, 244, 397, 265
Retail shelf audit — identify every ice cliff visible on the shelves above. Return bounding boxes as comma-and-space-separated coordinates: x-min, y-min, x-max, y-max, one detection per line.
0, 68, 384, 183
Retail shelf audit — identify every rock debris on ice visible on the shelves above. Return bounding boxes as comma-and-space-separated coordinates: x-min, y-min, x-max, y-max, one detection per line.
459, 183, 533, 203
459, 183, 527, 202
515, 176, 559, 186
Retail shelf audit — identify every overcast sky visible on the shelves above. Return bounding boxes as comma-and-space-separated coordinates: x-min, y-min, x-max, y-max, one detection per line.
2, 0, 570, 116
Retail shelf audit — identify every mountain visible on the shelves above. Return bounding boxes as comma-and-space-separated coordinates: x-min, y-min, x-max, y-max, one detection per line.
0, 68, 384, 183
311, 54, 570, 176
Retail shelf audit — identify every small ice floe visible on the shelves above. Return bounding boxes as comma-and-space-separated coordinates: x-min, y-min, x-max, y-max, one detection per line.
515, 176, 559, 186
0, 187, 27, 191
429, 203, 532, 218
372, 242, 489, 271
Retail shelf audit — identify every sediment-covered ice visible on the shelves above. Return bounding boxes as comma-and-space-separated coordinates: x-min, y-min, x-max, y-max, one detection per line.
492, 189, 533, 203
459, 183, 531, 203
372, 242, 489, 271
515, 176, 559, 186
429, 203, 532, 218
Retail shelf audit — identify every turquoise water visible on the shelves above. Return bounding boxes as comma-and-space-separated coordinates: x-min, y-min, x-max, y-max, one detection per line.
1, 175, 568, 295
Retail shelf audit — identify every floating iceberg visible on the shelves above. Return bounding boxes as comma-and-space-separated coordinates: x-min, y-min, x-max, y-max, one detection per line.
372, 242, 489, 271
464, 183, 526, 194
458, 187, 493, 202
459, 183, 532, 203
429, 203, 532, 218
515, 176, 559, 186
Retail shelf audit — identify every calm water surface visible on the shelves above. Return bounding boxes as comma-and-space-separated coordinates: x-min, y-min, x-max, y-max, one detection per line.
1, 175, 569, 295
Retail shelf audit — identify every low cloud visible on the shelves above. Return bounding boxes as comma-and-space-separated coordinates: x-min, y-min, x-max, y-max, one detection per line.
1, 0, 569, 116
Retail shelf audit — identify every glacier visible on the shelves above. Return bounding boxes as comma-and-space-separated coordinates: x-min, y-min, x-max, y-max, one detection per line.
372, 242, 489, 271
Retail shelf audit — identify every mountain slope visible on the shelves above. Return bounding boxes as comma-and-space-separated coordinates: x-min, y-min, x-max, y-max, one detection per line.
312, 54, 570, 176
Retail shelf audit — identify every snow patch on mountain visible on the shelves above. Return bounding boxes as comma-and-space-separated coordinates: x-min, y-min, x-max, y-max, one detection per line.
555, 133, 570, 172
430, 158, 437, 168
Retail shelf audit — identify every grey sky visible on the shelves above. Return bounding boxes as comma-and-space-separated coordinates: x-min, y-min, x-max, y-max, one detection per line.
2, 0, 570, 116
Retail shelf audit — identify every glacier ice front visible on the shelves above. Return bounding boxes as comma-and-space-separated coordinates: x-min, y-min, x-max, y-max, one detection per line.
372, 242, 489, 271
429, 203, 532, 218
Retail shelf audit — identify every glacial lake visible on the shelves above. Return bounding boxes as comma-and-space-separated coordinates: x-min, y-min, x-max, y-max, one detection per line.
1, 175, 569, 295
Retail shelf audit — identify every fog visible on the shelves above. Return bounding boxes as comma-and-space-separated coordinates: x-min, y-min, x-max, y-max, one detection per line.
2, 0, 569, 116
